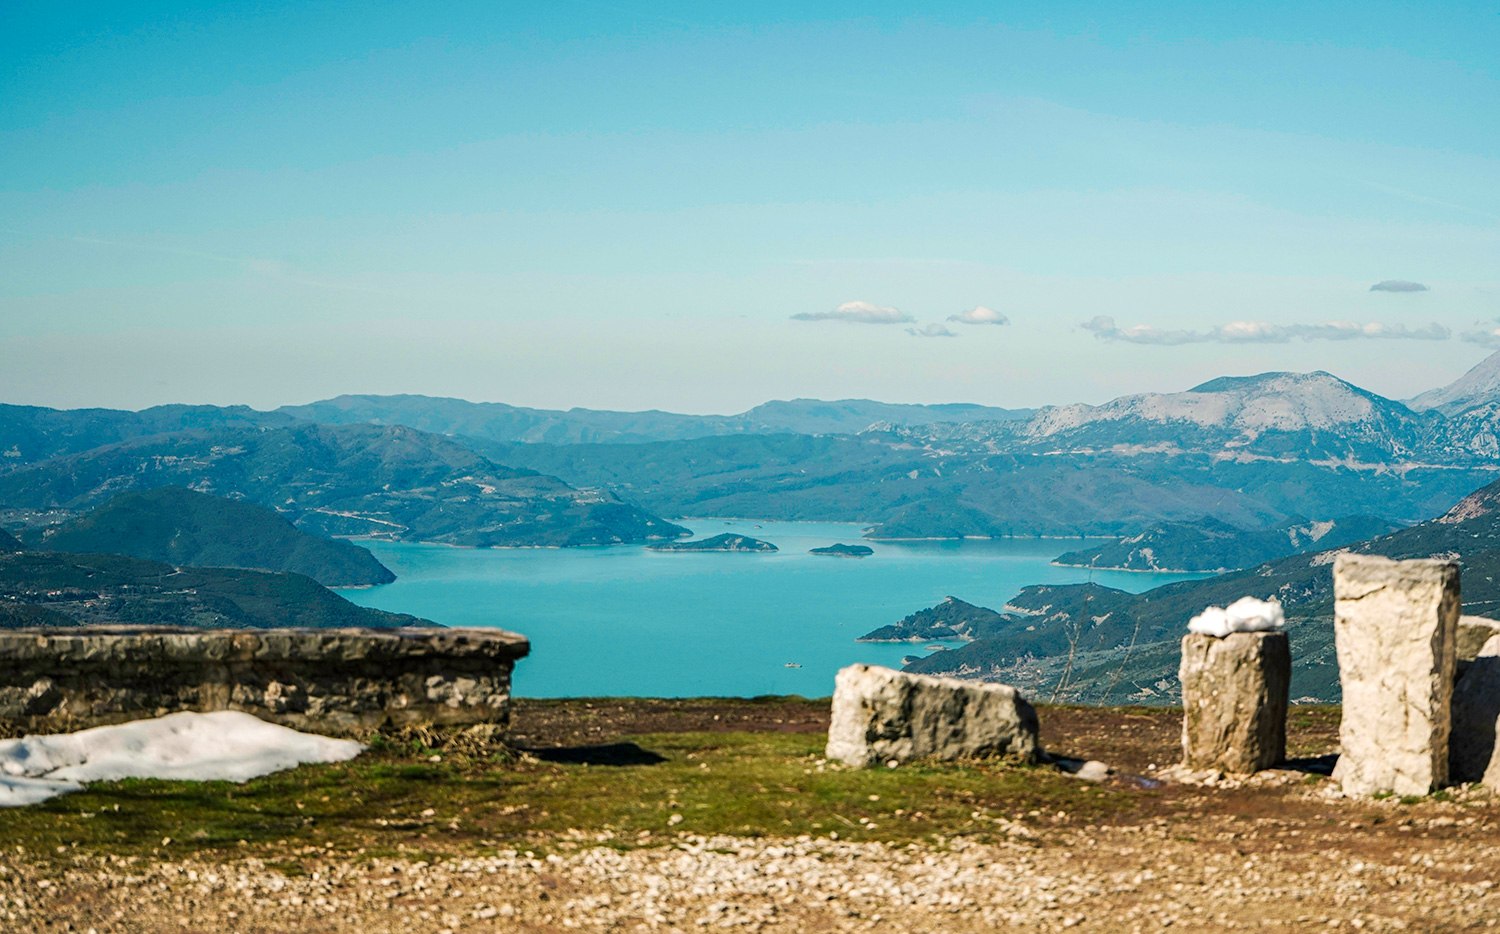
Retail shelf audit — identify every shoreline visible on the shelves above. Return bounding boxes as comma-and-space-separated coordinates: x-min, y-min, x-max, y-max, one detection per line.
1050, 560, 1228, 574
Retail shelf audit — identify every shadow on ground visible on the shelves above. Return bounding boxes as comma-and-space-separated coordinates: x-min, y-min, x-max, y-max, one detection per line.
1281, 753, 1338, 776
519, 742, 668, 766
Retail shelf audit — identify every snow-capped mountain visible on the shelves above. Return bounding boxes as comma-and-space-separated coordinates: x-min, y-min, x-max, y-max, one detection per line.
1409, 351, 1500, 415
1016, 371, 1428, 461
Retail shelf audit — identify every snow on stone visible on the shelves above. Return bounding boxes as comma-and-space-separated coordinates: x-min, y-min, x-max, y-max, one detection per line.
0, 711, 364, 808
1187, 596, 1286, 638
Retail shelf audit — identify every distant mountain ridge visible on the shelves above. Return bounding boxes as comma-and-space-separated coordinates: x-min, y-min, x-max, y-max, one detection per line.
0, 403, 294, 467
276, 394, 1032, 444
8, 357, 1500, 467
0, 550, 427, 631
9, 356, 1500, 544
0, 423, 688, 548
1051, 515, 1400, 573
37, 487, 395, 587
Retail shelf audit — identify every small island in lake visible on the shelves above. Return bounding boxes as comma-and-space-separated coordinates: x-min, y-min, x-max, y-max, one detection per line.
809, 543, 874, 558
647, 533, 778, 553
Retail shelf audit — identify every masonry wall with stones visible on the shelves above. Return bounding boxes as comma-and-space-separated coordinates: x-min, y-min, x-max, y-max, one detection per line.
0, 626, 530, 739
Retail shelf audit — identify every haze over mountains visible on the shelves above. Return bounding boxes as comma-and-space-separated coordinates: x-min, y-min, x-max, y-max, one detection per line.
479, 368, 1500, 539
278, 396, 1032, 445
6, 353, 1500, 695
6, 353, 1500, 549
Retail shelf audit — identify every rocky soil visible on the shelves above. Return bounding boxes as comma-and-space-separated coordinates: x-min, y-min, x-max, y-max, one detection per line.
5, 699, 1500, 932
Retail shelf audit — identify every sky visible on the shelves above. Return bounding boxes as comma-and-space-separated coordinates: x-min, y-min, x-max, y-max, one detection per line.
1, 1, 1497, 414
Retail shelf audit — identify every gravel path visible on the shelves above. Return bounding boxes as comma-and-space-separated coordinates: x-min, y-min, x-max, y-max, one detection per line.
7, 808, 1499, 933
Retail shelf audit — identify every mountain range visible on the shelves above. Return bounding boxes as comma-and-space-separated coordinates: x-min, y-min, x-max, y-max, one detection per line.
0, 422, 688, 548
7, 353, 1500, 551
476, 370, 1496, 539
276, 395, 1032, 445
7, 353, 1500, 676
889, 471, 1500, 705
33, 487, 395, 587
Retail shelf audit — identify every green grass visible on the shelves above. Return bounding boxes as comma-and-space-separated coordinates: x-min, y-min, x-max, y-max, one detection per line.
0, 732, 1137, 866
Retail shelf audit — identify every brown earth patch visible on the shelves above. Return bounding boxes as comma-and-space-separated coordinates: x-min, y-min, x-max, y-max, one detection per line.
4, 698, 1496, 932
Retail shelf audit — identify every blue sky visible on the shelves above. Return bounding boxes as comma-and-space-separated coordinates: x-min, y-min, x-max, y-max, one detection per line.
2, 1, 1497, 412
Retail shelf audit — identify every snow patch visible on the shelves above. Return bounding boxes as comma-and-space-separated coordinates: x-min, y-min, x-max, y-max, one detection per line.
1187, 596, 1285, 638
0, 711, 363, 807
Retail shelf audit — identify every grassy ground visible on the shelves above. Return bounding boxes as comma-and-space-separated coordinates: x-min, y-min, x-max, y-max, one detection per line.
0, 698, 1350, 868
12, 700, 1500, 933
0, 727, 1128, 866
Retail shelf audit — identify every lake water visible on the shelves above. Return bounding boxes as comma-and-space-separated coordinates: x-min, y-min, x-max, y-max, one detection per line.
339, 519, 1209, 699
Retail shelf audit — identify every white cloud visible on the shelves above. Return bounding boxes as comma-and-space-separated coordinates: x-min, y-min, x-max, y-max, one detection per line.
1294, 321, 1449, 341
947, 305, 1009, 326
1080, 316, 1198, 345
1082, 316, 1451, 345
1370, 279, 1430, 293
791, 300, 914, 324
1462, 322, 1500, 349
907, 323, 957, 338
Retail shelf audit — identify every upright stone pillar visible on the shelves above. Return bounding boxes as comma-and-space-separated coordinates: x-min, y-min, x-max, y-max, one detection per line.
1450, 634, 1500, 787
1332, 555, 1459, 797
1179, 631, 1290, 773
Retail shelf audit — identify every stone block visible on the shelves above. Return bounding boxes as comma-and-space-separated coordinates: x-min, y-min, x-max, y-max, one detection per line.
825, 664, 1039, 767
1332, 555, 1459, 797
1179, 631, 1290, 774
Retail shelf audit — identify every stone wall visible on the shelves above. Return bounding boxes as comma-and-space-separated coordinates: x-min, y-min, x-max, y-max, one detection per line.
0, 626, 529, 739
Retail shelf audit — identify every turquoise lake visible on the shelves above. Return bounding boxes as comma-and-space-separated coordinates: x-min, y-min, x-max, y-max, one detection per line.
339, 519, 1209, 699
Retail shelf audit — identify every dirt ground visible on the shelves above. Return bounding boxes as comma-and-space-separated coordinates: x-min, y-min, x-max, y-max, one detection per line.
6, 698, 1500, 933
507, 696, 1321, 768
